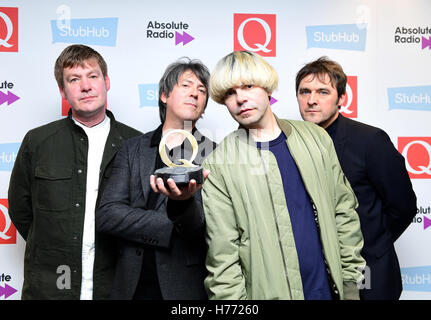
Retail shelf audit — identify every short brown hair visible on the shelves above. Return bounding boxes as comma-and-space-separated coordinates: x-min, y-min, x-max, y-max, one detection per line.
54, 44, 108, 89
295, 56, 346, 99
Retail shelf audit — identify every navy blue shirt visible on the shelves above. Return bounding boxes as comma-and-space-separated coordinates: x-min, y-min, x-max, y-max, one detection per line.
257, 132, 332, 300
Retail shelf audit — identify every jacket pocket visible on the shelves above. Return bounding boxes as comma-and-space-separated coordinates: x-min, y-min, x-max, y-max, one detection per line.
35, 165, 73, 211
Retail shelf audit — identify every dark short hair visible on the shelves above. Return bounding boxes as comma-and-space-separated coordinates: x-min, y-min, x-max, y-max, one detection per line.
158, 57, 210, 123
54, 44, 108, 89
295, 56, 347, 99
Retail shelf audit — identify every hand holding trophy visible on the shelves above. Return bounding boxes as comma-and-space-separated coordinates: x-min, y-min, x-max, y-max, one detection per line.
154, 129, 203, 185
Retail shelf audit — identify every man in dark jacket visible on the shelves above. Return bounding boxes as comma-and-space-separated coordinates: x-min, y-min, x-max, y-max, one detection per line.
96, 57, 216, 300
8, 44, 142, 299
296, 56, 417, 299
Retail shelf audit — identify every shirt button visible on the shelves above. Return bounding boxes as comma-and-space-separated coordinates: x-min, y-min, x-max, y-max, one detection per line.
73, 234, 78, 240
80, 137, 84, 141
75, 203, 80, 208
78, 169, 82, 174
111, 143, 116, 148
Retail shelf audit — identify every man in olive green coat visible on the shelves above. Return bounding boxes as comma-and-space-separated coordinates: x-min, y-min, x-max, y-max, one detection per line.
202, 51, 365, 300
8, 45, 141, 299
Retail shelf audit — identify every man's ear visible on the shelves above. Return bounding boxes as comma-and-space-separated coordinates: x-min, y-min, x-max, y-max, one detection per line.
59, 86, 66, 100
338, 92, 346, 106
161, 91, 168, 104
105, 75, 111, 91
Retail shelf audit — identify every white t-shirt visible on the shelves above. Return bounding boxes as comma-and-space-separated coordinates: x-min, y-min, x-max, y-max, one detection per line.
73, 115, 111, 300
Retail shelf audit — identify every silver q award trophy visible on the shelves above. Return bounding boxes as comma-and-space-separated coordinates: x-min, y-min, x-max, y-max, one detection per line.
154, 129, 203, 186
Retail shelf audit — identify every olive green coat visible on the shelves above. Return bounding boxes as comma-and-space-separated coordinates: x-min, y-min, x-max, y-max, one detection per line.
202, 118, 365, 300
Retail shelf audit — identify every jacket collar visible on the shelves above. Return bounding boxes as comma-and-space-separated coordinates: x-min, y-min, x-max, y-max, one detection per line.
274, 114, 292, 139
234, 113, 292, 147
66, 108, 116, 129
150, 124, 163, 147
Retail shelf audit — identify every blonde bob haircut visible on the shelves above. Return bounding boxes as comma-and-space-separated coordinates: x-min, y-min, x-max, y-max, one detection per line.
210, 51, 278, 105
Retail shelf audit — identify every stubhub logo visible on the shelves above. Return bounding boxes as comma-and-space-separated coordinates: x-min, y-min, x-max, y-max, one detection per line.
138, 84, 159, 107
51, 17, 118, 47
306, 24, 367, 51
0, 143, 20, 171
388, 85, 431, 111
401, 266, 431, 292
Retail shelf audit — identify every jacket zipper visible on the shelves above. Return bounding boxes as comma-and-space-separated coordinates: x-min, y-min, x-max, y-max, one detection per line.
258, 149, 293, 299
310, 200, 340, 299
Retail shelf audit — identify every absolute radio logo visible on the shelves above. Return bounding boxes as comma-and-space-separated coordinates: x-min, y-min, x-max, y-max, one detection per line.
234, 14, 276, 57
0, 199, 17, 244
0, 273, 18, 299
411, 205, 431, 230
398, 137, 431, 179
394, 26, 431, 50
0, 80, 20, 108
0, 7, 18, 52
146, 21, 194, 46
340, 76, 357, 118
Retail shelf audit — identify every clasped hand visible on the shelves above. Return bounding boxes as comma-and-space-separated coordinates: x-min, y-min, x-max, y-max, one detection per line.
149, 169, 210, 201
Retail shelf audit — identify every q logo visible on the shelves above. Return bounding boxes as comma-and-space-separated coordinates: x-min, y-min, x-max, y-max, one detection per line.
339, 76, 357, 118
398, 137, 431, 179
0, 199, 17, 244
0, 7, 18, 52
234, 13, 276, 57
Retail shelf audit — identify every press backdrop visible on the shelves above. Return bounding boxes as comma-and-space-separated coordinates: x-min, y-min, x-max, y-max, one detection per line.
0, 0, 430, 300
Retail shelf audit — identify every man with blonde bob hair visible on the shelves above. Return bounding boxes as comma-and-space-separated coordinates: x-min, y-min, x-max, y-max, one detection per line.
202, 51, 365, 300
210, 50, 278, 105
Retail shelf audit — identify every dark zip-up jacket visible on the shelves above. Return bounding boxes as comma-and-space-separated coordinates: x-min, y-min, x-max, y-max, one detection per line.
8, 110, 142, 299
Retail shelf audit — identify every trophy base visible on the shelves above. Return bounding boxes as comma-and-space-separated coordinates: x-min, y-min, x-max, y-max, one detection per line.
154, 166, 203, 185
